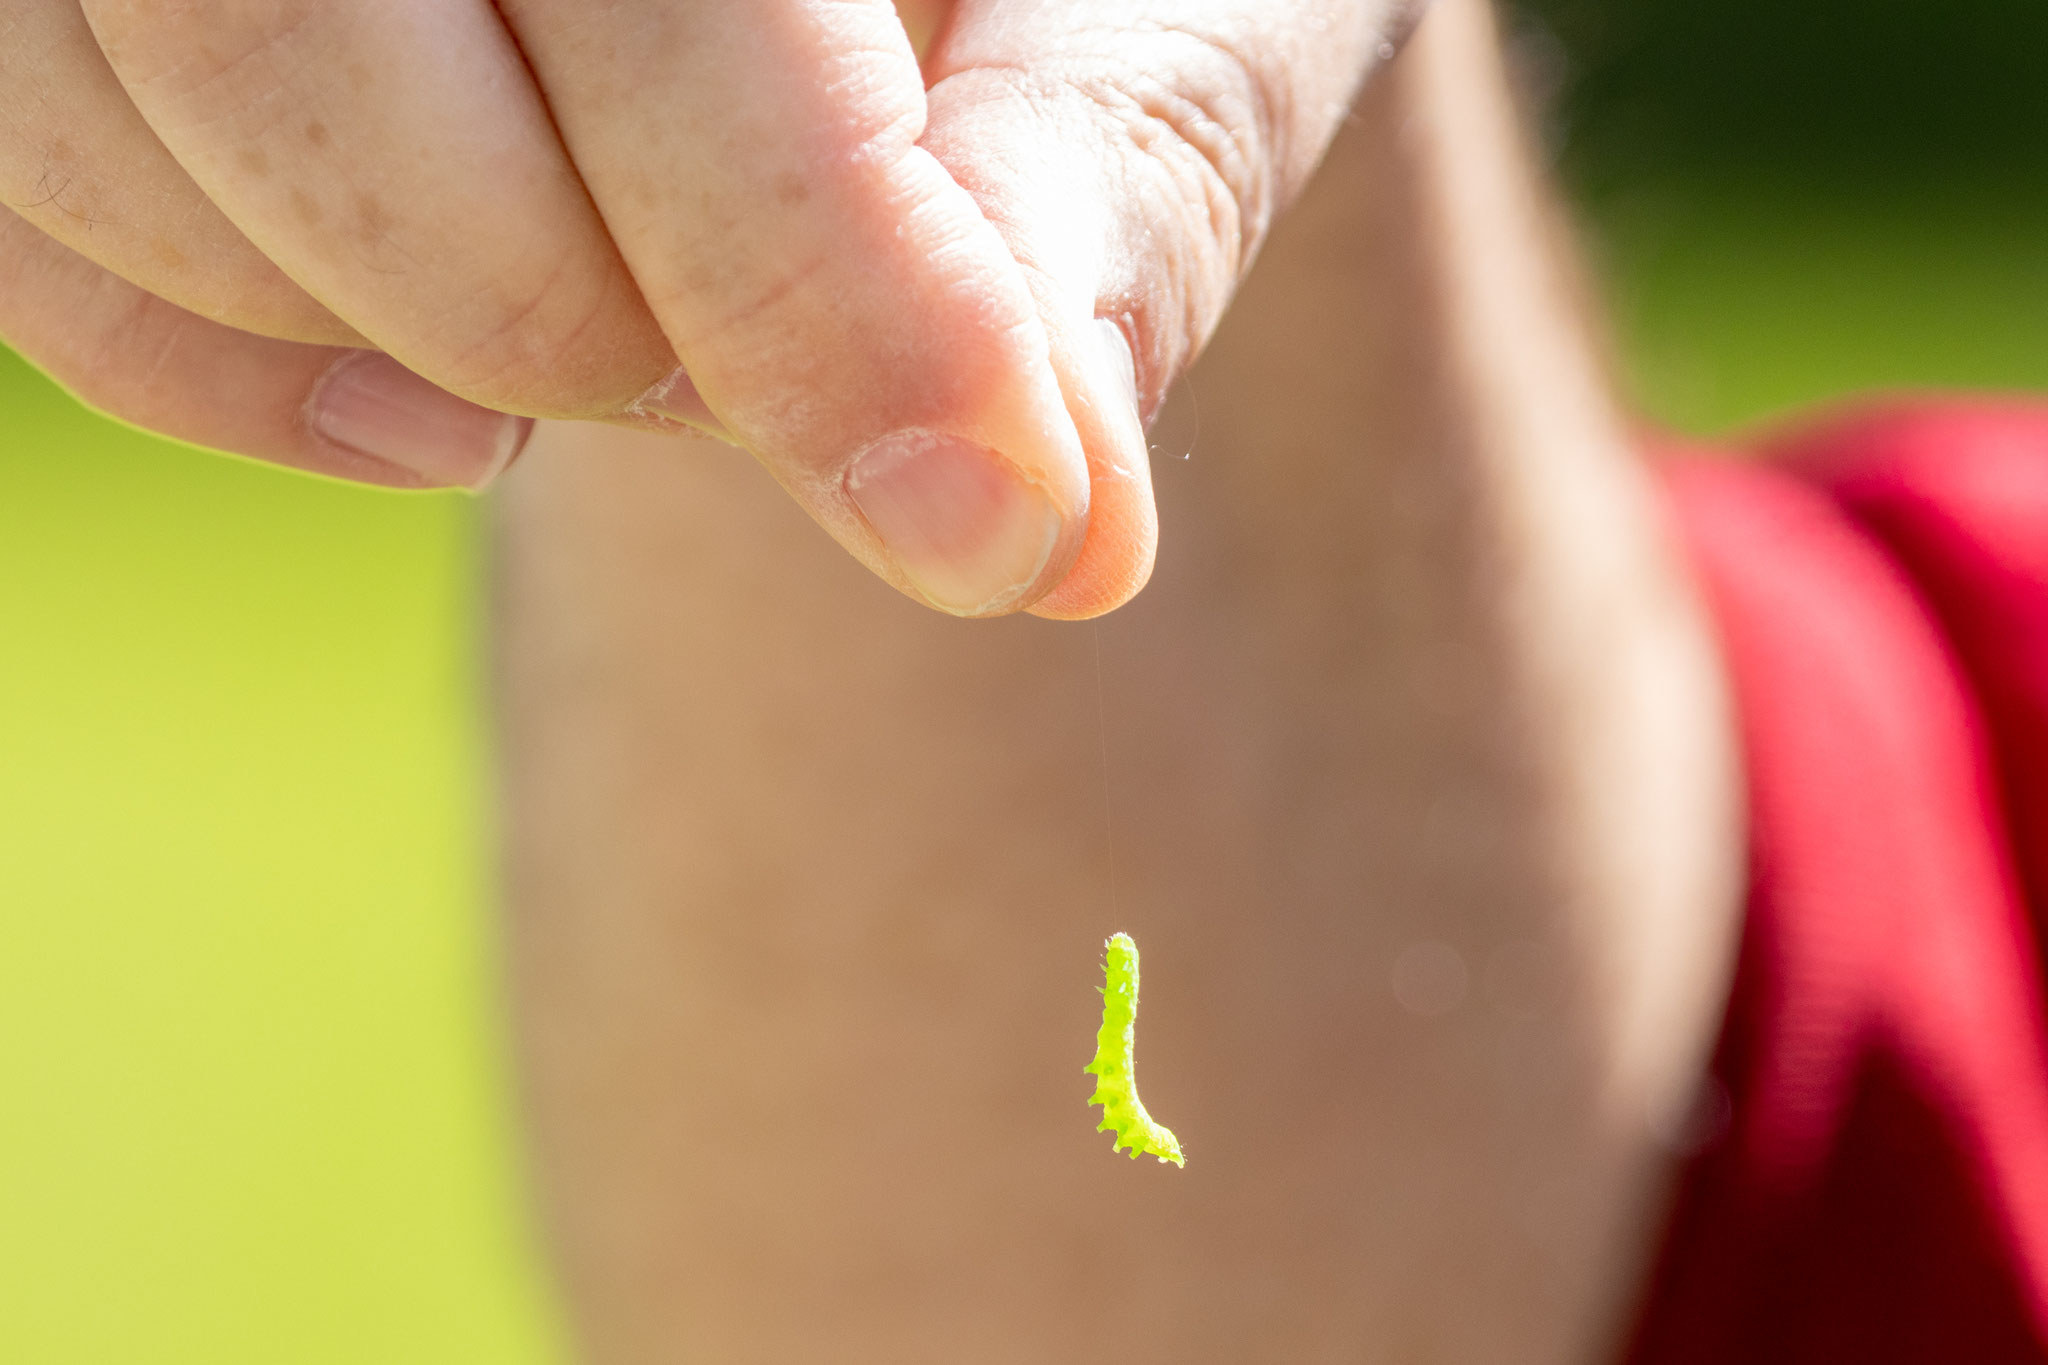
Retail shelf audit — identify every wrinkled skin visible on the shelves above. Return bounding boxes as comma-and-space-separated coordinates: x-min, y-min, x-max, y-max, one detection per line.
1, 0, 1417, 617
2, 0, 1744, 1355
494, 2, 1743, 1360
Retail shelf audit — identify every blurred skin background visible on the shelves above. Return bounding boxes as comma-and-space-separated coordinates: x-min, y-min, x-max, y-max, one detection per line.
2, 0, 2046, 1360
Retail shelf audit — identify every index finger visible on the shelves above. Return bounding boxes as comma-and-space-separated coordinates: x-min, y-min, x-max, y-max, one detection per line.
496, 0, 1103, 617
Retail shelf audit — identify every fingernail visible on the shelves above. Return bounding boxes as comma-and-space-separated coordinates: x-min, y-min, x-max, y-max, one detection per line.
309, 351, 532, 490
1093, 316, 1141, 416
845, 431, 1063, 616
623, 364, 735, 444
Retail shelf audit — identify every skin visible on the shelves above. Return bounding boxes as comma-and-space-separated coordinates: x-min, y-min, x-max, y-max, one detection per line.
493, 1, 1744, 1361
0, 0, 1415, 617
0, 0, 352, 343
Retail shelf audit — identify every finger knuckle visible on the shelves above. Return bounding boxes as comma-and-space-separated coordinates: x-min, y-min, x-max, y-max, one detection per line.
1109, 26, 1283, 276
1022, 26, 1287, 395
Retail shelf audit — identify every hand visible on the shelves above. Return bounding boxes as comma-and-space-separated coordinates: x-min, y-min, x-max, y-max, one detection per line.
0, 0, 1417, 617
494, 5, 1744, 1357
0, 0, 672, 490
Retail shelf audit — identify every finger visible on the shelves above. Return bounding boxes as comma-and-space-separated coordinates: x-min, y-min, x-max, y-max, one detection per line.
0, 0, 353, 344
924, 0, 1412, 616
496, 0, 1095, 617
0, 207, 529, 489
79, 0, 676, 420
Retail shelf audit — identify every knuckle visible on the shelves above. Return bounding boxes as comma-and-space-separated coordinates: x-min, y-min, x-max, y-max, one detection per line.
1103, 25, 1284, 276
958, 26, 1288, 406
1076, 54, 1267, 389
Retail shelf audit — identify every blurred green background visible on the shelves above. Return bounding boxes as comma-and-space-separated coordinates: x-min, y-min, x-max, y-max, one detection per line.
1520, 0, 2048, 430
3, 1, 2045, 1359
0, 351, 563, 1363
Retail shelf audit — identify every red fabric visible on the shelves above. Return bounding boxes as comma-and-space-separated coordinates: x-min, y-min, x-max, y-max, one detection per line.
1627, 403, 2048, 1363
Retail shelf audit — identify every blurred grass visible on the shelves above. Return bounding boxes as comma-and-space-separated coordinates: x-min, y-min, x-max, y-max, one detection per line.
0, 346, 563, 1363
4, 1, 2048, 1358
1585, 172, 2048, 433
1520, 0, 2048, 431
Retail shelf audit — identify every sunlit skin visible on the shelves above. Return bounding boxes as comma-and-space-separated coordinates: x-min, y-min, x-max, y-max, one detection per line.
495, 2, 1740, 1361
2, 0, 1743, 1357
1, 0, 1413, 618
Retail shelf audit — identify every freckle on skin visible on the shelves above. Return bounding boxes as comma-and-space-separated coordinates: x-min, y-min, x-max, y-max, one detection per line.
238, 147, 269, 177
774, 173, 809, 208
48, 138, 75, 163
151, 238, 187, 269
290, 186, 322, 225
305, 121, 328, 147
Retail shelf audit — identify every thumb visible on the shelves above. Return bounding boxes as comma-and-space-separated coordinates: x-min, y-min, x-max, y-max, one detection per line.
920, 0, 1406, 617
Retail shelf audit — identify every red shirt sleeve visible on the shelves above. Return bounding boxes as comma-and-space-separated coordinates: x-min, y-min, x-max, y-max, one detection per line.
1626, 404, 2048, 1363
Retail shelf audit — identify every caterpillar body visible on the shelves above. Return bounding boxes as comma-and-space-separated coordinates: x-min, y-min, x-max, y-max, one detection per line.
1084, 932, 1185, 1167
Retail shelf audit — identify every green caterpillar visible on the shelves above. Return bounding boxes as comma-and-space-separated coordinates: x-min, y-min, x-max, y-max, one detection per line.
1084, 932, 1185, 1167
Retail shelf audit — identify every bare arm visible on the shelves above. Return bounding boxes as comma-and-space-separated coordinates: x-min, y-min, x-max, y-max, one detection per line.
492, 2, 1742, 1360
